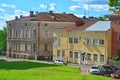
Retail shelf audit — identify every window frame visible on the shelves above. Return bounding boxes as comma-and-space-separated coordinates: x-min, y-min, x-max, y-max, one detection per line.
87, 39, 92, 45
69, 51, 73, 59
93, 39, 98, 45
93, 54, 97, 62
57, 50, 60, 58
99, 39, 104, 45
74, 37, 78, 44
74, 52, 78, 59
69, 37, 73, 43
100, 54, 104, 63
87, 53, 91, 61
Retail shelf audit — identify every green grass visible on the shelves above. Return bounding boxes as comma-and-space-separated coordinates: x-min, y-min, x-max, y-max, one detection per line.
0, 61, 117, 80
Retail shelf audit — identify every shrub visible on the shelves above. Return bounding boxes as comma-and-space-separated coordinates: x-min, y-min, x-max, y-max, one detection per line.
111, 56, 120, 61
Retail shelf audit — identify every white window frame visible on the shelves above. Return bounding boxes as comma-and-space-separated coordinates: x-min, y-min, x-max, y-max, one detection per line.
69, 51, 73, 59
93, 54, 97, 62
74, 37, 78, 44
53, 36, 58, 45
87, 53, 91, 61
100, 54, 104, 63
87, 39, 92, 45
69, 37, 73, 43
93, 39, 98, 45
74, 52, 78, 59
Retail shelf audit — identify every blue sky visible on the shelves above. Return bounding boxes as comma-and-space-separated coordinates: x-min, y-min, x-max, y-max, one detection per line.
0, 0, 112, 29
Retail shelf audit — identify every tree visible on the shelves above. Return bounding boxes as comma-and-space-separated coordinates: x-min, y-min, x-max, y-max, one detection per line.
108, 0, 120, 12
0, 27, 7, 51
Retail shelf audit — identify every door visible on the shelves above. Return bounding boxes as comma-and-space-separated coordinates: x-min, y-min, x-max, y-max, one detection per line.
80, 54, 85, 64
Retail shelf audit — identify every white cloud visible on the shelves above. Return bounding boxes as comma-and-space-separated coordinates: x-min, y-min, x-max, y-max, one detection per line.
40, 4, 47, 9
83, 4, 109, 11
69, 5, 81, 11
2, 3, 16, 8
0, 10, 29, 29
14, 9, 29, 16
49, 3, 57, 11
0, 14, 14, 29
0, 8, 6, 12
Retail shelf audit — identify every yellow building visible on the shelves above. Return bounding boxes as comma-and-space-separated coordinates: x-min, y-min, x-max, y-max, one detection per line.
53, 21, 111, 65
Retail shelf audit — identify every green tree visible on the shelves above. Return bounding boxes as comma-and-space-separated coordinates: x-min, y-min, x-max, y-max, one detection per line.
0, 27, 7, 51
108, 0, 120, 12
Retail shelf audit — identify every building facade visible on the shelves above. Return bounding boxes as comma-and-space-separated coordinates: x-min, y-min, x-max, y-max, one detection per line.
110, 12, 120, 57
53, 21, 111, 65
6, 11, 83, 60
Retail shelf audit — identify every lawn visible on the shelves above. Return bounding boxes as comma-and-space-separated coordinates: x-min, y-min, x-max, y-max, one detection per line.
0, 61, 117, 80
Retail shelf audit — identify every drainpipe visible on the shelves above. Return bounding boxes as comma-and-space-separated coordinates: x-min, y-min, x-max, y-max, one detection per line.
66, 30, 69, 62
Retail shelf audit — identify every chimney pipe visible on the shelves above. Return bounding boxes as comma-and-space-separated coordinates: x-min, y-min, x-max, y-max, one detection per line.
30, 11, 34, 17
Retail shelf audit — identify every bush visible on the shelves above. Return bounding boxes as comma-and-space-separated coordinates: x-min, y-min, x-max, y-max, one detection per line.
111, 56, 120, 61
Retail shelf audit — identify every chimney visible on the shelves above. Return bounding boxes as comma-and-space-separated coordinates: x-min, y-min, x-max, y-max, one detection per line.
15, 16, 18, 20
30, 11, 34, 17
49, 10, 54, 15
83, 16, 86, 19
20, 15, 23, 18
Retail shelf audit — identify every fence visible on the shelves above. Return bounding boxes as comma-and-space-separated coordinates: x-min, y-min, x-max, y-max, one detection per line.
108, 59, 120, 68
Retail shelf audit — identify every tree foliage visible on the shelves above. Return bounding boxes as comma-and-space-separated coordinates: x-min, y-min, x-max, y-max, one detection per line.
108, 0, 120, 12
0, 27, 7, 51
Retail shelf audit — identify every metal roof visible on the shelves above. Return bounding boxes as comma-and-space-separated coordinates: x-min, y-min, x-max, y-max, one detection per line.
84, 21, 111, 31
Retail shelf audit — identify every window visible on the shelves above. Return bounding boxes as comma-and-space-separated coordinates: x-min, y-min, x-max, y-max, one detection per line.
33, 30, 36, 38
44, 23, 48, 27
118, 21, 120, 27
15, 43, 20, 51
9, 24, 11, 27
87, 53, 91, 61
44, 44, 48, 51
74, 52, 78, 58
53, 36, 58, 45
74, 38, 78, 44
25, 43, 27, 51
93, 54, 97, 62
24, 29, 29, 38
57, 50, 60, 58
15, 30, 21, 38
87, 39, 92, 45
44, 30, 48, 38
117, 34, 120, 41
25, 23, 28, 26
99, 40, 104, 45
93, 39, 98, 45
9, 30, 12, 37
117, 49, 120, 57
62, 51, 65, 58
69, 51, 73, 58
100, 55, 104, 63
33, 43, 36, 52
69, 37, 73, 43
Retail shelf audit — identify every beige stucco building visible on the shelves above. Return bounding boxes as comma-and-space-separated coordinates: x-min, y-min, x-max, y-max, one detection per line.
53, 21, 112, 65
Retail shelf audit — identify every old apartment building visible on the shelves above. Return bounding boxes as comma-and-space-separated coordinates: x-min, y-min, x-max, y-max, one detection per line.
53, 21, 112, 65
6, 11, 83, 60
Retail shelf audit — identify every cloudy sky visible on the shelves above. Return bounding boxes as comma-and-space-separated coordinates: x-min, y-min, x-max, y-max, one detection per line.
0, 0, 112, 30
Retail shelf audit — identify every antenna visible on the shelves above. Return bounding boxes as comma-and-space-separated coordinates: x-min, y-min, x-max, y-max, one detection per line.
88, 0, 89, 17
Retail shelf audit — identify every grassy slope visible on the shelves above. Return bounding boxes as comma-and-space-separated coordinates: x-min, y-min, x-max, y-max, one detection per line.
0, 61, 116, 80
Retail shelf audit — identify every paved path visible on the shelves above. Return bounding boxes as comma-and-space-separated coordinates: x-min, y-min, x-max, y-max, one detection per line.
67, 63, 91, 74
